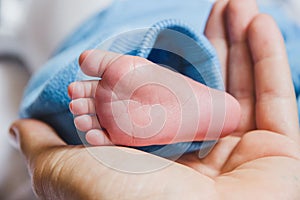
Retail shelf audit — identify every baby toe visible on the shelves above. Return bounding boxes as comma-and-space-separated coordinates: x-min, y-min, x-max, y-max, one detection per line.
74, 115, 101, 132
70, 98, 96, 115
68, 81, 98, 99
86, 129, 112, 146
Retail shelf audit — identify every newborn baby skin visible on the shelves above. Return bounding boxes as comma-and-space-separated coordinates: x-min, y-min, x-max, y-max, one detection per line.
68, 50, 241, 147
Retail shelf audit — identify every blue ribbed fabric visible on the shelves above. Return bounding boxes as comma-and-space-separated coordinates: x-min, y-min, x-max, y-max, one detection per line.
20, 0, 300, 157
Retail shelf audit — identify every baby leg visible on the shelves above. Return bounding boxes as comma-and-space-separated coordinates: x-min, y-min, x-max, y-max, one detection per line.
69, 50, 240, 147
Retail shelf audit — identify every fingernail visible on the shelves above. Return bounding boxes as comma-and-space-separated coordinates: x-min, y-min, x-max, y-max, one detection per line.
9, 126, 19, 148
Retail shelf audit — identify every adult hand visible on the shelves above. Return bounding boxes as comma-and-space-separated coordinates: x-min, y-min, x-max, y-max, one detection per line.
11, 119, 209, 200
10, 0, 300, 199
178, 0, 300, 199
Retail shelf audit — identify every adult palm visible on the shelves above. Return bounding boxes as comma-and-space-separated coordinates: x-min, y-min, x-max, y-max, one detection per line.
11, 0, 300, 199
178, 0, 300, 199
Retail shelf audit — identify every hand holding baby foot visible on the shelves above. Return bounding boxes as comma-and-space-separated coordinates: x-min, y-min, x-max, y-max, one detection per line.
69, 50, 240, 147
11, 0, 300, 199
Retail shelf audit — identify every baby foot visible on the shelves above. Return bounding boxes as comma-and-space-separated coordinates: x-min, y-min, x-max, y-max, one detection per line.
69, 50, 240, 146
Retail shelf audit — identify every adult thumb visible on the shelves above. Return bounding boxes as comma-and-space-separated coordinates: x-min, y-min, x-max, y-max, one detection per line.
9, 119, 66, 162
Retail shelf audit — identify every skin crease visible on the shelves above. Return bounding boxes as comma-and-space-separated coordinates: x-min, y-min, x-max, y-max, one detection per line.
9, 0, 300, 199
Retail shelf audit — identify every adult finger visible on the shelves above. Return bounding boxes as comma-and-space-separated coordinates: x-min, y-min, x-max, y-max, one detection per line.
205, 0, 229, 83
248, 14, 300, 140
226, 0, 259, 133
9, 119, 66, 163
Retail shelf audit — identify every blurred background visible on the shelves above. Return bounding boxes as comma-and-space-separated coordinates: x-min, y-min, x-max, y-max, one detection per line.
0, 0, 110, 199
0, 0, 299, 199
0, 0, 33, 199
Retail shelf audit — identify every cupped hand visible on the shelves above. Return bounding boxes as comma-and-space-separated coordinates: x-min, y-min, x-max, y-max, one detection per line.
178, 0, 300, 198
10, 0, 300, 199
